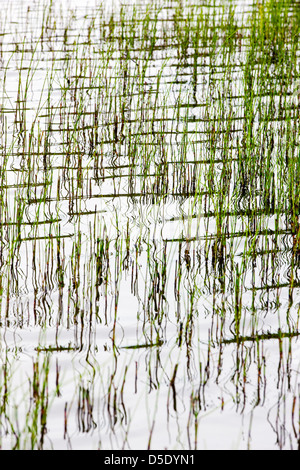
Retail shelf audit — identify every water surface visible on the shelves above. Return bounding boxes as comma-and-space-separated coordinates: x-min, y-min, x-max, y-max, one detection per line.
0, 0, 300, 450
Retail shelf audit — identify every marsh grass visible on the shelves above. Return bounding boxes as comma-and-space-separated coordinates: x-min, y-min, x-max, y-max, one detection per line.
0, 0, 300, 450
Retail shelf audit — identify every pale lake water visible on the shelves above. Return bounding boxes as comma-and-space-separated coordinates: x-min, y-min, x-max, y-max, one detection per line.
0, 0, 300, 449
